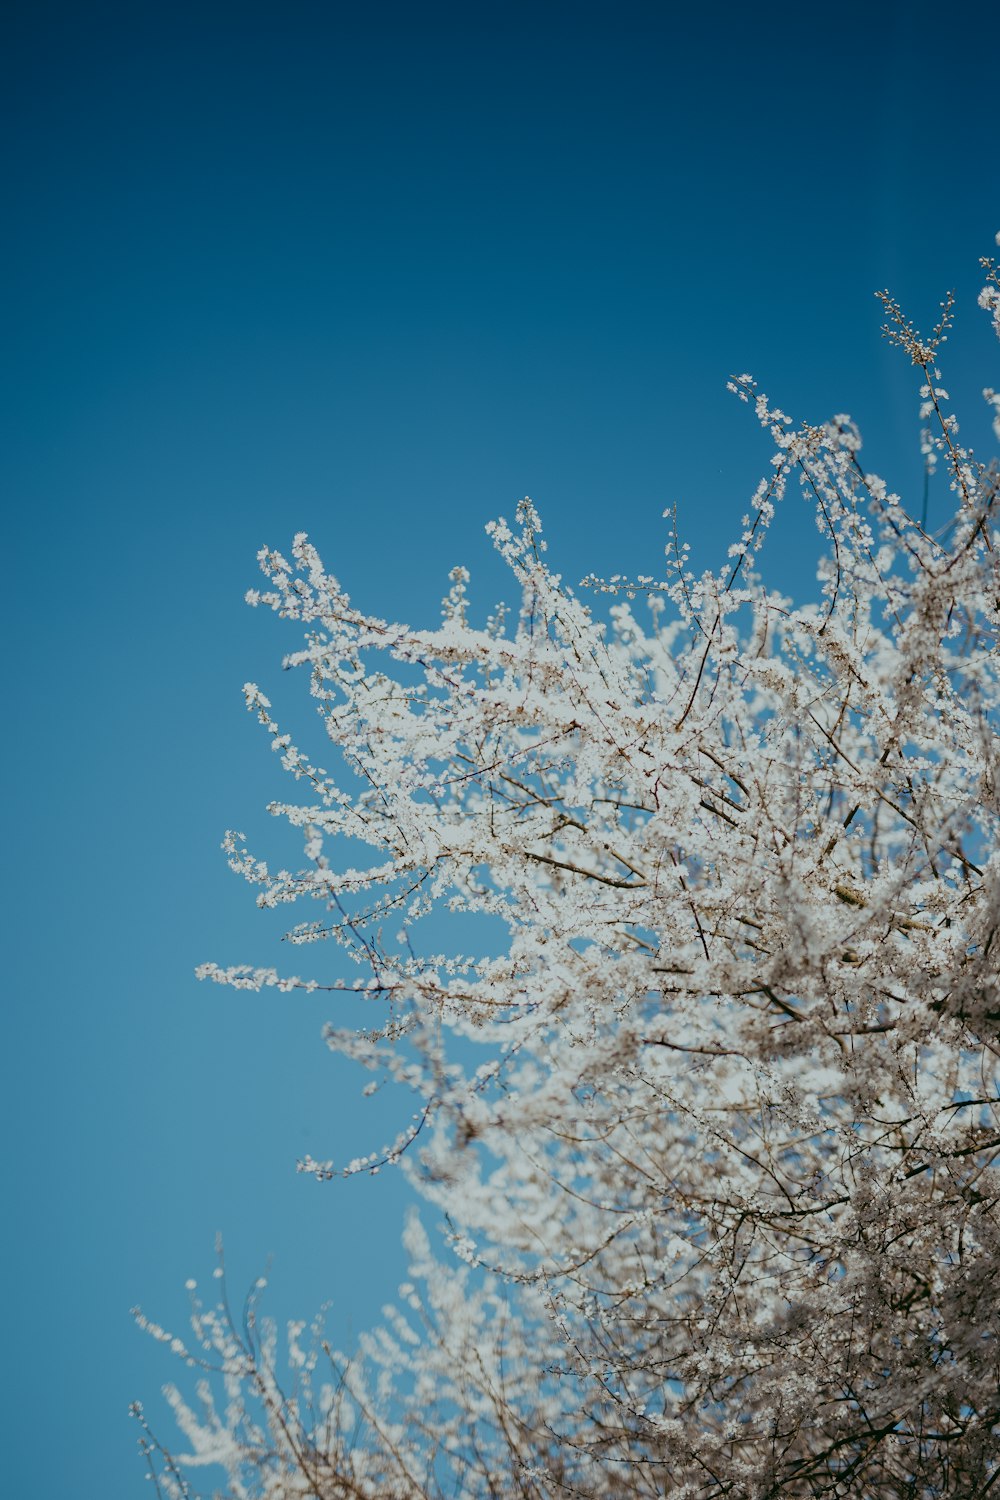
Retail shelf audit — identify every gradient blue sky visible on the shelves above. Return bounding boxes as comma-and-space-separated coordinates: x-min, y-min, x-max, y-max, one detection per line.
3, 2, 997, 1494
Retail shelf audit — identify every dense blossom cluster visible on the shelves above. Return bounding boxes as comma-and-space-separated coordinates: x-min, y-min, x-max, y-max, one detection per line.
137, 242, 1000, 1498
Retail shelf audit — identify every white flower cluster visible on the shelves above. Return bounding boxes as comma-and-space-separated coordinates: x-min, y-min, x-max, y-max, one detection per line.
138, 246, 1000, 1498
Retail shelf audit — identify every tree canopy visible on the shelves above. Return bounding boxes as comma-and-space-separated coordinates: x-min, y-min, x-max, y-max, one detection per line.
136, 239, 1000, 1499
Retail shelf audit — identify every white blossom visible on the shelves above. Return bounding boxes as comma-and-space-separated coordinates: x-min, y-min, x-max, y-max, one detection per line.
137, 242, 1000, 1499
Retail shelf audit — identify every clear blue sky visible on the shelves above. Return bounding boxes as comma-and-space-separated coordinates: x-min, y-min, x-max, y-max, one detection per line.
2, 2, 996, 1494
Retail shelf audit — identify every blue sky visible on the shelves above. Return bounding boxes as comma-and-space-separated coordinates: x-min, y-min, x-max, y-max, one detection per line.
2, 2, 997, 1494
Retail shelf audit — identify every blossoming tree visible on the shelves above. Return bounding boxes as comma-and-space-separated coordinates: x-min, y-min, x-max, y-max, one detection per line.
135, 241, 1000, 1498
